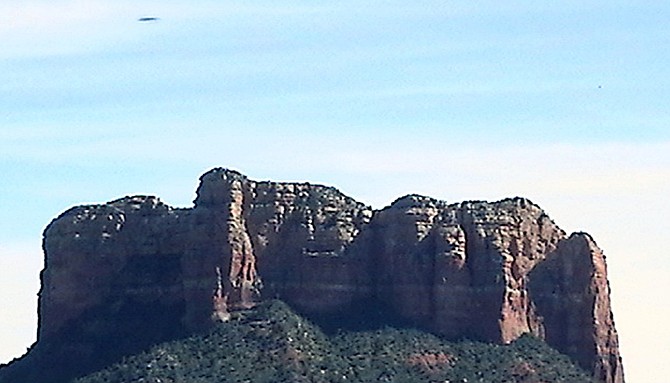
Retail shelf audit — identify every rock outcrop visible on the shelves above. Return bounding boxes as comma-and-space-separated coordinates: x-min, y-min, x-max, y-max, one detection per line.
0, 168, 624, 383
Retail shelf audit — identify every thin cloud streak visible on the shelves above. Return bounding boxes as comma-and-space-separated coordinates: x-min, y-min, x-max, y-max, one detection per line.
0, 1, 335, 59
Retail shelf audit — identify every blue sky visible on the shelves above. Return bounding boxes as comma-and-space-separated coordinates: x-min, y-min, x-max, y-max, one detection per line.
1, 2, 669, 381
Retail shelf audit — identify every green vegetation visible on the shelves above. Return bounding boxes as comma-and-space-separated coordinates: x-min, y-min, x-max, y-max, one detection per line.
76, 300, 594, 383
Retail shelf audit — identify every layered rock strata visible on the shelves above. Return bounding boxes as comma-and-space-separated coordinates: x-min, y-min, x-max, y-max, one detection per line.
2, 168, 624, 383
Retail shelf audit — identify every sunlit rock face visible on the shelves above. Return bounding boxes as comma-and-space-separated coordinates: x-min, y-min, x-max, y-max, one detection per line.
368, 196, 566, 343
5, 168, 623, 383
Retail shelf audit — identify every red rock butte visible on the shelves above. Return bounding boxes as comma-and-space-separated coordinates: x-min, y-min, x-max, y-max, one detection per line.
10, 168, 625, 382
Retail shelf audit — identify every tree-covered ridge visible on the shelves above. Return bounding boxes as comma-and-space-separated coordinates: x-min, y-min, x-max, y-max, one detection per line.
76, 300, 594, 383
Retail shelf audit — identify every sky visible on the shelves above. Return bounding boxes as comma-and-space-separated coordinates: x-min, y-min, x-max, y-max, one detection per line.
1, 1, 669, 381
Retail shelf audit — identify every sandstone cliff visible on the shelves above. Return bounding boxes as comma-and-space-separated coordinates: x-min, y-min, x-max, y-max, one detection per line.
0, 168, 624, 383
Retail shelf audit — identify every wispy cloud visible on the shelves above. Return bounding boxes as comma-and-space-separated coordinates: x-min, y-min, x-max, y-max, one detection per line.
0, 1, 335, 59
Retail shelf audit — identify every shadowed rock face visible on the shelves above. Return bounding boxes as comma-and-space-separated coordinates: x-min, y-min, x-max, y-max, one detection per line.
1, 168, 624, 383
529, 233, 625, 383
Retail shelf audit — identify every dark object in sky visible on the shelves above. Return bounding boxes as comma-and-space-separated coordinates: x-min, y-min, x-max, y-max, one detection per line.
138, 17, 159, 22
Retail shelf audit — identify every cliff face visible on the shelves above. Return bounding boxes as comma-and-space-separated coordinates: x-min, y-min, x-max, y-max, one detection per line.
529, 233, 625, 383
2, 168, 624, 383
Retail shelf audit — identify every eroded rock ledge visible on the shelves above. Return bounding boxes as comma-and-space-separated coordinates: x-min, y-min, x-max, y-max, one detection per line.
20, 168, 625, 382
